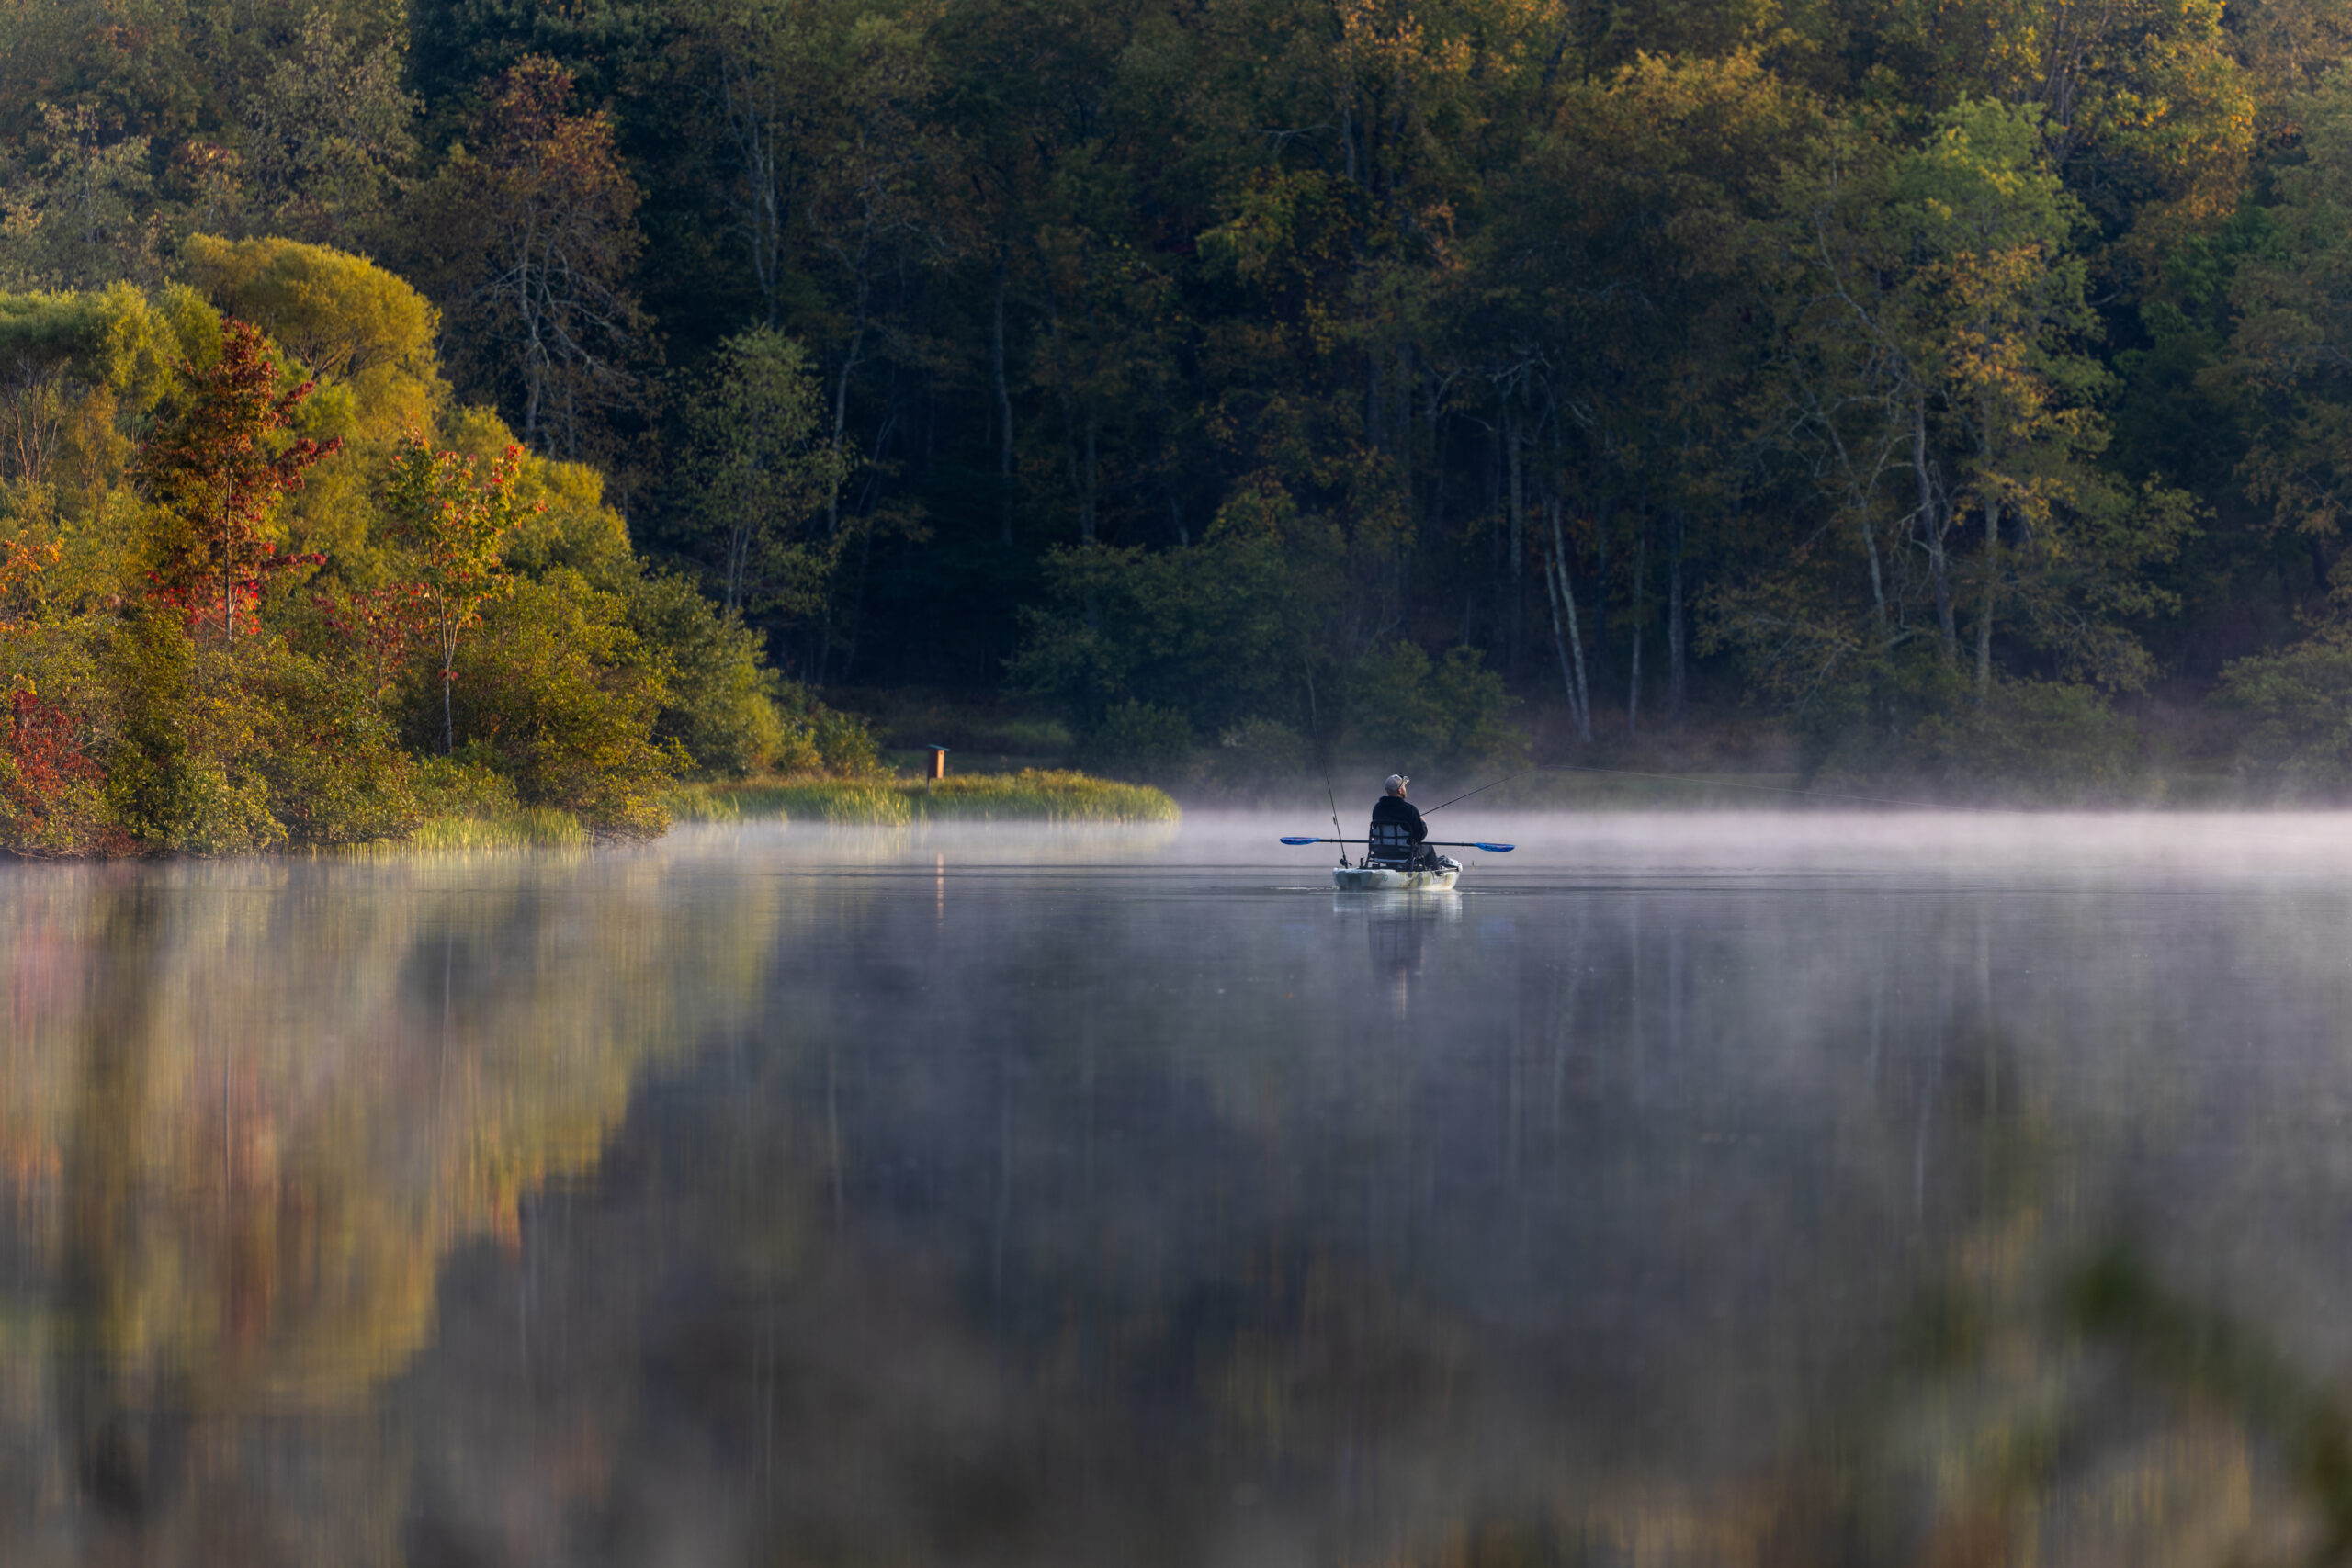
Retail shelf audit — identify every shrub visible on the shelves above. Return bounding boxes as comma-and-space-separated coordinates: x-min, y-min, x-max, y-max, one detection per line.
250, 647, 420, 842
1341, 643, 1525, 769
1803, 666, 2143, 801
2215, 633, 2352, 795
0, 613, 119, 854
104, 614, 286, 852
1211, 716, 1307, 795
0, 687, 112, 853
811, 702, 881, 775
414, 754, 521, 816
1080, 699, 1194, 781
1906, 679, 2143, 799
628, 570, 785, 778
414, 568, 678, 836
99, 614, 423, 851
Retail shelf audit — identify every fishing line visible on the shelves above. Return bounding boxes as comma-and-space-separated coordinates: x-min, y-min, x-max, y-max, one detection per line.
1533, 762, 2019, 814
1419, 762, 2021, 816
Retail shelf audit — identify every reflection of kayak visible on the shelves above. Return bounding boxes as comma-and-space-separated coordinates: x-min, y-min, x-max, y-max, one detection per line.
1332, 864, 1459, 892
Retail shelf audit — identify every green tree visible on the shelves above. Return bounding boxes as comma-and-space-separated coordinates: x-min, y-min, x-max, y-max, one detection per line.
680, 324, 842, 616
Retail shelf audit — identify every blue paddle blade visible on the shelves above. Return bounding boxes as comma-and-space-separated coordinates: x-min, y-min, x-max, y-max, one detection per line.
1279, 836, 1322, 845
1473, 841, 1515, 852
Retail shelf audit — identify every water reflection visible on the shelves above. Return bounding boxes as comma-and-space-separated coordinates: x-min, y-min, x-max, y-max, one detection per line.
4, 822, 2352, 1562
1346, 890, 1458, 1016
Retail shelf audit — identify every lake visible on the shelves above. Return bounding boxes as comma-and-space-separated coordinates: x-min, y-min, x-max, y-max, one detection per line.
6, 813, 2352, 1565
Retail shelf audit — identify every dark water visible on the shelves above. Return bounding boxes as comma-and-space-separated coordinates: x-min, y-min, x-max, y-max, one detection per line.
7, 814, 2352, 1566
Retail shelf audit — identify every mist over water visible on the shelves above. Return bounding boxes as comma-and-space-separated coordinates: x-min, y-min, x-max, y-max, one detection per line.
5, 815, 2352, 1563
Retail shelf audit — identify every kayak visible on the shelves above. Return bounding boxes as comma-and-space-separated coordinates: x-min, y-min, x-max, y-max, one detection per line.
1332, 863, 1459, 892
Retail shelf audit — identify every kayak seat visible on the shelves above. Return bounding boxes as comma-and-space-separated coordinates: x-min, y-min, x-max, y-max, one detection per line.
1365, 821, 1419, 869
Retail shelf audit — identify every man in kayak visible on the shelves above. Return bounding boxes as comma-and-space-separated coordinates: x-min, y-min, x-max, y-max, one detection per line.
1370, 774, 1448, 871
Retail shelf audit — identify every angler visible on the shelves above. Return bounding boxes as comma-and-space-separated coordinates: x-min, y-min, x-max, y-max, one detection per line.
1280, 771, 1515, 892
1369, 774, 1455, 876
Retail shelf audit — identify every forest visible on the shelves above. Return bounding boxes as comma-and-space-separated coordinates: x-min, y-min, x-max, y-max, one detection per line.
10, 0, 2352, 829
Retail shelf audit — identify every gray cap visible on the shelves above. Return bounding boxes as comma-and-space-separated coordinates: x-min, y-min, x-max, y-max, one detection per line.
1384, 773, 1408, 792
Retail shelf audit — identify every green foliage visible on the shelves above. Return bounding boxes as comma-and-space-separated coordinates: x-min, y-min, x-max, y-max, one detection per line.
385, 428, 531, 754
1012, 492, 1340, 740
1209, 716, 1307, 795
2214, 633, 2352, 795
1905, 680, 2146, 800
0, 0, 2346, 804
0, 254, 809, 855
1802, 665, 2144, 800
417, 568, 676, 836
628, 570, 786, 778
245, 646, 422, 842
803, 699, 883, 777
99, 614, 416, 852
1341, 644, 1525, 771
678, 324, 843, 617
1080, 700, 1194, 781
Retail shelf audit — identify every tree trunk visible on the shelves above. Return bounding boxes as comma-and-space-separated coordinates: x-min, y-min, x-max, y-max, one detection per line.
1975, 417, 1996, 702
1544, 495, 1592, 743
1080, 409, 1097, 546
992, 253, 1013, 547
1626, 518, 1646, 741
1592, 488, 1611, 675
1668, 511, 1686, 726
1976, 493, 1997, 702
1918, 393, 1954, 663
1506, 414, 1524, 674
827, 278, 869, 541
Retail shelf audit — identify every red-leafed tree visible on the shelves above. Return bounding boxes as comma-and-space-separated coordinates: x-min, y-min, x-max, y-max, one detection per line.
0, 689, 101, 851
314, 581, 430, 700
384, 429, 536, 754
134, 318, 341, 647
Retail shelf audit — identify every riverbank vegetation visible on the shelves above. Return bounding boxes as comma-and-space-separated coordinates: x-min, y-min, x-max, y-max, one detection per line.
0, 243, 884, 855
669, 771, 1179, 827
20, 3, 2352, 804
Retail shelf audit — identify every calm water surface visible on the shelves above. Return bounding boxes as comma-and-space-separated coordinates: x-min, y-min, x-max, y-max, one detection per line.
6, 813, 2352, 1565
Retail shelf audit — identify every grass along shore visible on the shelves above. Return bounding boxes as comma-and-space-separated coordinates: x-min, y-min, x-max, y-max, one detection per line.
668, 769, 1179, 826
305, 770, 1175, 858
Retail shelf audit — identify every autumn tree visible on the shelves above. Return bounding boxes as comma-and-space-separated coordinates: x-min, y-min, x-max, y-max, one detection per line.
383, 428, 534, 754
416, 56, 650, 458
134, 316, 340, 647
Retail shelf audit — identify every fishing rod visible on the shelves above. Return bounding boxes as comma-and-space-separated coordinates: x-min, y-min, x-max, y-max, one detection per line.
1303, 674, 1351, 867
1281, 837, 1517, 852
1419, 767, 1540, 815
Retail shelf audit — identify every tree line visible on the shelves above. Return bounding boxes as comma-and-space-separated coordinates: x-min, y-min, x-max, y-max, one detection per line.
0, 242, 874, 854
10, 0, 2352, 791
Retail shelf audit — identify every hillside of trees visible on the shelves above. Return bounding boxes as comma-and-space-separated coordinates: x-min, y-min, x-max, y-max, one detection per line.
13, 0, 2352, 806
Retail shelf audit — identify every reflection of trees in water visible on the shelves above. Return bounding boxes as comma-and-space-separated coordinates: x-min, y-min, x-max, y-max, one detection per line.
0, 852, 797, 1561
6, 862, 2352, 1563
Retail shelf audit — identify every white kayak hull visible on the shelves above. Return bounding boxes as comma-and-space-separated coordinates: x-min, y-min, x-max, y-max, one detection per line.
1331, 864, 1459, 892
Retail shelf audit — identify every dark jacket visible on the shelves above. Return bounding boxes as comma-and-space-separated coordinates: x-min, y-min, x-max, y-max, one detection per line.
1370, 794, 1427, 843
